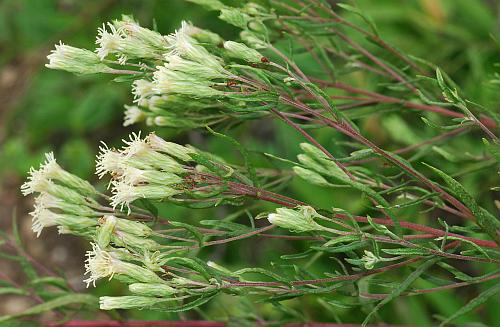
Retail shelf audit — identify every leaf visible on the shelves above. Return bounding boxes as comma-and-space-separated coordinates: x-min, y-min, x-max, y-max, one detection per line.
169, 221, 205, 247
381, 248, 430, 256
137, 199, 158, 218
337, 3, 379, 36
0, 288, 28, 296
439, 282, 500, 326
233, 268, 290, 286
437, 262, 472, 281
0, 294, 97, 323
155, 292, 218, 313
29, 277, 69, 290
423, 163, 500, 244
205, 126, 258, 187
362, 257, 440, 326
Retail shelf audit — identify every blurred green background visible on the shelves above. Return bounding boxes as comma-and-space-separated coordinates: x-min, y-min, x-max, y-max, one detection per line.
0, 0, 499, 325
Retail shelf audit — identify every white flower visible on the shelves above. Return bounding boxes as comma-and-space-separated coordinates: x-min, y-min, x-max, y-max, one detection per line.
132, 79, 156, 105
84, 243, 118, 287
95, 143, 126, 179
30, 205, 59, 237
21, 166, 51, 196
96, 23, 123, 60
22, 152, 96, 196
123, 105, 146, 127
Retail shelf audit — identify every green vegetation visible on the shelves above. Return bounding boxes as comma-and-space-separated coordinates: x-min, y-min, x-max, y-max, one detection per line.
1, 1, 499, 326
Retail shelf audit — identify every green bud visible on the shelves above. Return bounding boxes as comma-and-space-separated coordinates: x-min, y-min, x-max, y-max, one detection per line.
267, 206, 325, 233
240, 30, 267, 49
99, 296, 168, 310
293, 166, 333, 187
224, 41, 263, 63
147, 133, 195, 162
219, 8, 250, 29
129, 283, 177, 297
97, 216, 117, 248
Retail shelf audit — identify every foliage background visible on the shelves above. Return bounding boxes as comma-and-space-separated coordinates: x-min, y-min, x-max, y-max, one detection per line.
0, 0, 499, 325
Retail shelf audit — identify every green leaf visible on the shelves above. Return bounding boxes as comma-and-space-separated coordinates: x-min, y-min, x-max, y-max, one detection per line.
362, 257, 440, 326
205, 126, 258, 187
169, 221, 205, 247
0, 294, 97, 323
29, 277, 69, 290
137, 199, 158, 218
381, 248, 430, 256
0, 288, 28, 296
439, 282, 500, 326
337, 3, 379, 36
423, 163, 500, 244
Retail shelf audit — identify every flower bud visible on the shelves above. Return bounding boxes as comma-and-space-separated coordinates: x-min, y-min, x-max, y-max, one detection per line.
240, 30, 267, 49
293, 166, 333, 187
46, 42, 112, 75
298, 143, 350, 182
267, 206, 324, 233
219, 8, 250, 29
147, 133, 195, 162
97, 215, 117, 248
129, 283, 177, 297
165, 55, 229, 80
112, 230, 162, 251
153, 66, 223, 97
224, 41, 263, 63
99, 296, 166, 310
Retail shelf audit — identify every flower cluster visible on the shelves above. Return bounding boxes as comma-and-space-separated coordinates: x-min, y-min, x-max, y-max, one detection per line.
21, 152, 101, 237
45, 16, 267, 129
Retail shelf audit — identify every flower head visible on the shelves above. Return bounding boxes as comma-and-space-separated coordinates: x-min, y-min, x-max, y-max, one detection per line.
22, 152, 96, 196
84, 243, 163, 287
123, 105, 146, 127
46, 42, 111, 74
132, 79, 156, 105
30, 205, 59, 237
96, 143, 127, 179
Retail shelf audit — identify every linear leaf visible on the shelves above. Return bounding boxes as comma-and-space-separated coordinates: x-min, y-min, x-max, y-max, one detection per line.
362, 257, 440, 326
